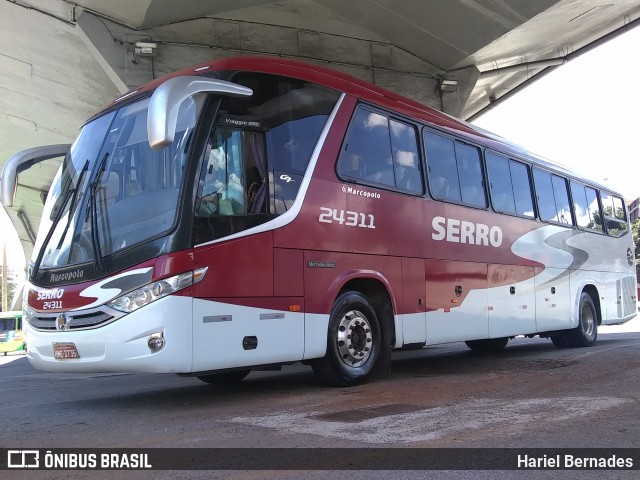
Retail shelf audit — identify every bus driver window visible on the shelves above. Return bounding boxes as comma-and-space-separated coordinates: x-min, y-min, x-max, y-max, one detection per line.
198, 128, 245, 216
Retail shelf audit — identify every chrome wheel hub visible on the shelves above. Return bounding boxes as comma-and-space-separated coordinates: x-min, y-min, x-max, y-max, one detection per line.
581, 303, 595, 337
336, 310, 373, 367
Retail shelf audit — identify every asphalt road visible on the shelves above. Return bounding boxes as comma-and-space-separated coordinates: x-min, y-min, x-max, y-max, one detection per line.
2, 317, 639, 479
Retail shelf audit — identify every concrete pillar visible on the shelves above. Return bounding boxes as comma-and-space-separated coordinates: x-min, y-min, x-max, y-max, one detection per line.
2, 244, 7, 312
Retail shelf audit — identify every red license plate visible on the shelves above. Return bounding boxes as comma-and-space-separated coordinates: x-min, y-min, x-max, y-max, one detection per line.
53, 342, 80, 360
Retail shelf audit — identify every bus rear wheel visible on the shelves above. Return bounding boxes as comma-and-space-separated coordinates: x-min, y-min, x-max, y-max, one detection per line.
566, 292, 598, 347
550, 292, 598, 348
197, 369, 251, 385
311, 291, 385, 387
465, 337, 509, 351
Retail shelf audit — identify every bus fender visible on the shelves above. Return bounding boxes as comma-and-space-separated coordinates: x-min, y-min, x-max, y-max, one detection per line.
322, 269, 397, 316
570, 280, 601, 329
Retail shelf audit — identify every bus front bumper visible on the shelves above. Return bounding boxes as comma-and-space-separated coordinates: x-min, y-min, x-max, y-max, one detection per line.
24, 296, 193, 374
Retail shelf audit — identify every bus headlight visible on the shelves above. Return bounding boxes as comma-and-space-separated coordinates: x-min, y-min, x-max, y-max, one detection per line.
107, 267, 207, 313
23, 303, 35, 325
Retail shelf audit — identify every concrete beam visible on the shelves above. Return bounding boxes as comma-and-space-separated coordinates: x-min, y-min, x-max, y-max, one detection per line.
76, 9, 480, 117
76, 11, 154, 93
441, 66, 481, 118
141, 0, 275, 29
148, 17, 451, 110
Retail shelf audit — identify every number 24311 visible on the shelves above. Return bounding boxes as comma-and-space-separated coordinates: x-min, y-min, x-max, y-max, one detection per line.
318, 207, 376, 229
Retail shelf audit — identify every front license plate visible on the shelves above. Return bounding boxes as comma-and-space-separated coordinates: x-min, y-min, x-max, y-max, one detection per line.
53, 342, 80, 360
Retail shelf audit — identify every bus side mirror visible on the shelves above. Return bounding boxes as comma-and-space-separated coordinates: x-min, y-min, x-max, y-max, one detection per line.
147, 76, 252, 150
1, 145, 70, 207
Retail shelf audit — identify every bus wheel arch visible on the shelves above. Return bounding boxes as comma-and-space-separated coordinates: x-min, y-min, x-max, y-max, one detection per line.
338, 277, 396, 350
552, 286, 600, 348
312, 279, 394, 386
581, 284, 602, 327
566, 290, 599, 347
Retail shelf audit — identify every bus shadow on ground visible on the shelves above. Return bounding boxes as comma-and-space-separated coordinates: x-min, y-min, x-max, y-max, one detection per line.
388, 333, 639, 378
10, 333, 639, 413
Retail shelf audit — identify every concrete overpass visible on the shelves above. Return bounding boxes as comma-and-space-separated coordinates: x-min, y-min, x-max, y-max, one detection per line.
2, 0, 640, 270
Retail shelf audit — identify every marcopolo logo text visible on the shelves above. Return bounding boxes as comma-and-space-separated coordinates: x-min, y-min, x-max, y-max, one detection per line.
342, 186, 381, 199
50, 269, 84, 283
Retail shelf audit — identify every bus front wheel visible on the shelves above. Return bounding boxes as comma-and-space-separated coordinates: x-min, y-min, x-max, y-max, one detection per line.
311, 291, 384, 387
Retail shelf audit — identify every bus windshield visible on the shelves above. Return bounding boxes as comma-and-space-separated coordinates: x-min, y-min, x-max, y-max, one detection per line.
35, 97, 198, 271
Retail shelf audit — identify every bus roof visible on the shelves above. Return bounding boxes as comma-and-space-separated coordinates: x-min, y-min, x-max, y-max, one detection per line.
101, 56, 618, 197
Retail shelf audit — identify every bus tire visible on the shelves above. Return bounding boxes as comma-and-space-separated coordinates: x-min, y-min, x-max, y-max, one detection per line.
465, 337, 509, 351
197, 369, 251, 385
550, 334, 570, 348
311, 291, 384, 387
566, 292, 598, 347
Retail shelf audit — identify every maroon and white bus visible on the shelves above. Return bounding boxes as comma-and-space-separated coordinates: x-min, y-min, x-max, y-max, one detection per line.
2, 57, 636, 386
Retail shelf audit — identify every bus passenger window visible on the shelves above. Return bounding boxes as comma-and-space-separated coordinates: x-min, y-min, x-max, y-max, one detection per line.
585, 187, 603, 232
571, 181, 604, 232
613, 195, 627, 220
338, 108, 395, 187
390, 119, 422, 194
487, 153, 534, 217
424, 131, 460, 202
510, 160, 534, 217
533, 169, 559, 222
533, 169, 573, 225
455, 142, 485, 207
551, 175, 573, 225
601, 192, 628, 236
486, 152, 516, 214
571, 181, 592, 228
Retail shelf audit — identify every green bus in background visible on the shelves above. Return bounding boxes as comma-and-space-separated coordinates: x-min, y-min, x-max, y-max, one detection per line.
0, 311, 25, 355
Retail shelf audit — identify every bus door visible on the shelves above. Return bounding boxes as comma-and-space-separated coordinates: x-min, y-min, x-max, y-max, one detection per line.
191, 122, 304, 372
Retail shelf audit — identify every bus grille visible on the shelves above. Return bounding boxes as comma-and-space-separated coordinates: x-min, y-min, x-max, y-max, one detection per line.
29, 310, 117, 331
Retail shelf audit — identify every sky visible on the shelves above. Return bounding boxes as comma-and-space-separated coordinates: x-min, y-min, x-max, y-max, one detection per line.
473, 24, 640, 201
2, 24, 639, 272
0, 207, 24, 273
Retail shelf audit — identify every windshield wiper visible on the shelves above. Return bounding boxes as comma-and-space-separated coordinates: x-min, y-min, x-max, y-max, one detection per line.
55, 160, 89, 253
87, 152, 109, 273
32, 160, 90, 279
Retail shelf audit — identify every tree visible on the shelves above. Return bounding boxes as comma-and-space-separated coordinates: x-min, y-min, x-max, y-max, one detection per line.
0, 266, 20, 312
632, 219, 640, 281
